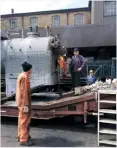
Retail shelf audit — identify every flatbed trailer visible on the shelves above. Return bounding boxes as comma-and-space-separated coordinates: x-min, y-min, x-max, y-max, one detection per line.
1, 90, 116, 123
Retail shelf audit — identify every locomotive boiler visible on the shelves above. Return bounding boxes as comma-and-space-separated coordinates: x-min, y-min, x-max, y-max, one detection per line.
1, 28, 62, 97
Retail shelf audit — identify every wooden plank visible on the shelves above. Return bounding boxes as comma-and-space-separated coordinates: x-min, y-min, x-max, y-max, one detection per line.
2, 93, 94, 106
32, 91, 74, 98
32, 111, 84, 115
1, 92, 95, 111
31, 92, 95, 110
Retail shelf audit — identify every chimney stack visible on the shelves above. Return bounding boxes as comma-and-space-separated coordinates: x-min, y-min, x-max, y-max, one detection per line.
11, 9, 14, 14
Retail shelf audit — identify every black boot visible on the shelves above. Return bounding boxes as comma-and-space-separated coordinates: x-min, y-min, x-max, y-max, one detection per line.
17, 135, 31, 142
20, 139, 34, 146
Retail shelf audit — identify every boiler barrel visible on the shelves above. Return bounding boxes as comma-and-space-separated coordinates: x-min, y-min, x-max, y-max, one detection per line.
3, 36, 58, 97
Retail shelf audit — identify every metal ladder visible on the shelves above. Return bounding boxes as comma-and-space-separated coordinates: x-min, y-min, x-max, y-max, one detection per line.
98, 90, 117, 147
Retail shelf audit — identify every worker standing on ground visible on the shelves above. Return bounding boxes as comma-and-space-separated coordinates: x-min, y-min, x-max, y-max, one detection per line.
86, 70, 96, 85
16, 62, 33, 146
70, 48, 85, 91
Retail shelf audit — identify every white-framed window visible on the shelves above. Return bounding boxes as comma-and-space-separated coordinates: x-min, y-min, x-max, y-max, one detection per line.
9, 19, 17, 29
52, 15, 60, 27
30, 17, 38, 28
104, 1, 116, 16
74, 13, 84, 26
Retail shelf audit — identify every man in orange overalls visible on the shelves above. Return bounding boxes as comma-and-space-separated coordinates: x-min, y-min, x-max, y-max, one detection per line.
16, 62, 33, 146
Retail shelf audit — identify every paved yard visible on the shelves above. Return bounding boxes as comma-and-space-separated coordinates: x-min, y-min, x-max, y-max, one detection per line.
1, 117, 98, 147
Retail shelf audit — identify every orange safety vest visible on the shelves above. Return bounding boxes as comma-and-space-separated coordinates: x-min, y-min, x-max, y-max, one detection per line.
58, 56, 65, 68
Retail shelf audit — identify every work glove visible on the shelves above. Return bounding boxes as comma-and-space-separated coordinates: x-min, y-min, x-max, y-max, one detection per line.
77, 67, 82, 71
23, 106, 29, 113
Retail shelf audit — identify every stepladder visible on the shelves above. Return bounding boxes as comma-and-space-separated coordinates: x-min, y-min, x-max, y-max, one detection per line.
97, 89, 117, 147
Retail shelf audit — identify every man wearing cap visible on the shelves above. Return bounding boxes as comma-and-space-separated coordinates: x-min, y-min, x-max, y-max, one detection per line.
70, 48, 85, 91
87, 70, 96, 85
16, 62, 33, 146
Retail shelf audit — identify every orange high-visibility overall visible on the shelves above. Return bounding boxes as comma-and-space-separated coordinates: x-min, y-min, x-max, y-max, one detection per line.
16, 72, 31, 143
58, 56, 66, 75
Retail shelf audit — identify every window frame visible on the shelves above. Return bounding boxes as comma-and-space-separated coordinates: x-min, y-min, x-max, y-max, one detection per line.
74, 13, 84, 26
51, 15, 60, 27
9, 18, 17, 29
30, 17, 38, 28
103, 1, 116, 17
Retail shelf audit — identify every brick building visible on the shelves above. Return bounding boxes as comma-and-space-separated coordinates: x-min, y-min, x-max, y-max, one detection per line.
1, 1, 116, 49
1, 1, 116, 78
1, 2, 91, 32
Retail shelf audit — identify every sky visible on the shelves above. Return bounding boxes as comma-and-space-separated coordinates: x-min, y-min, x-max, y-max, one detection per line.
0, 0, 89, 15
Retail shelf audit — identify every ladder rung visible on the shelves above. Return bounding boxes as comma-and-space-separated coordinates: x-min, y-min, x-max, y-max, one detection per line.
99, 119, 117, 124
99, 140, 116, 146
99, 128, 117, 135
98, 90, 117, 94
100, 100, 116, 104
99, 109, 116, 114
88, 112, 104, 116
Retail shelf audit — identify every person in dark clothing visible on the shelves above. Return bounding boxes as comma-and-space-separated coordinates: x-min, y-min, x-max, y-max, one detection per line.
70, 48, 85, 91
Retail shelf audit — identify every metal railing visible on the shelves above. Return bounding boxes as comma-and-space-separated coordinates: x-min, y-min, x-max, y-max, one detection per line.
86, 64, 114, 78
111, 58, 116, 78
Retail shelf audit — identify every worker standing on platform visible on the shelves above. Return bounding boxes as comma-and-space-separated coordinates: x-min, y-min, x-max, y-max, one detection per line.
58, 46, 67, 78
58, 55, 67, 78
16, 62, 33, 146
70, 48, 85, 91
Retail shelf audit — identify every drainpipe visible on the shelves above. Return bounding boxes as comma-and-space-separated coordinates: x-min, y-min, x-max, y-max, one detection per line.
67, 12, 69, 25
46, 26, 50, 37
21, 16, 24, 38
35, 26, 38, 33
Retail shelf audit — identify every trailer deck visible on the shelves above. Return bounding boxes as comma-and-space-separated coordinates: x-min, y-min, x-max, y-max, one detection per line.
1, 89, 116, 122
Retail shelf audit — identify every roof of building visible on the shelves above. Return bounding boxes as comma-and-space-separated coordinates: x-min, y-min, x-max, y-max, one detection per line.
1, 7, 90, 18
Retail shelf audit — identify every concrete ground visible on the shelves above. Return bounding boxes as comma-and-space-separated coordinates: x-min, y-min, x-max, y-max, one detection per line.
1, 116, 98, 147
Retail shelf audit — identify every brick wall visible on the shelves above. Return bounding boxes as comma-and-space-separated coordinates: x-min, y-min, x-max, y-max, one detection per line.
1, 11, 91, 30
68, 11, 91, 25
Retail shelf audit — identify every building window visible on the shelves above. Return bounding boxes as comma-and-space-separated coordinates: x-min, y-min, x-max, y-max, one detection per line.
52, 15, 60, 27
9, 19, 17, 29
104, 1, 116, 16
30, 17, 38, 28
74, 14, 84, 26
